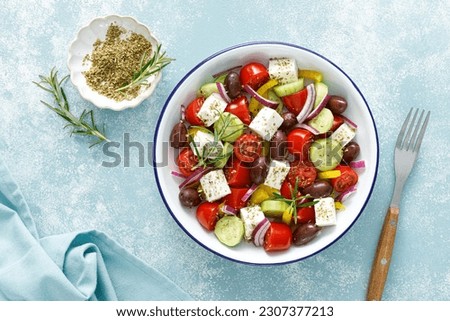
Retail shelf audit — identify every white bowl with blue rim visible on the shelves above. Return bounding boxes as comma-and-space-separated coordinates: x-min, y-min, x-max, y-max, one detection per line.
153, 42, 379, 265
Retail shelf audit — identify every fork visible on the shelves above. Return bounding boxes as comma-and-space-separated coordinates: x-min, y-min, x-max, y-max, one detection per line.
367, 108, 431, 301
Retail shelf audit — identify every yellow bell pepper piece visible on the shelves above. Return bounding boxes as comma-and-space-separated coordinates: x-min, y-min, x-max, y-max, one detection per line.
249, 184, 277, 205
318, 170, 341, 179
298, 69, 323, 83
334, 201, 346, 211
282, 206, 294, 225
248, 78, 279, 116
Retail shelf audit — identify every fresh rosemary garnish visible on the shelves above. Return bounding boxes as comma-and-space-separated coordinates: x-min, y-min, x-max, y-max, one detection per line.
272, 178, 318, 224
34, 68, 109, 148
116, 44, 174, 92
190, 112, 245, 169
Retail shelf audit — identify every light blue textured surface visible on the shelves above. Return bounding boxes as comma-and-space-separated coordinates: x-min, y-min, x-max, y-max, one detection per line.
1, 0, 449, 300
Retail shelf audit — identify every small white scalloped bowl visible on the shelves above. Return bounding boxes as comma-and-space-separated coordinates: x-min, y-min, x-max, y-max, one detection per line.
67, 15, 162, 111
154, 42, 379, 265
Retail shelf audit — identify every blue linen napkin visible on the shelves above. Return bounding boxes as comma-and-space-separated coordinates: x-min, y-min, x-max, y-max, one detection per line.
0, 158, 192, 301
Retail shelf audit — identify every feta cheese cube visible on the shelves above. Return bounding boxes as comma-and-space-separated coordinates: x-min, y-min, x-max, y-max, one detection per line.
330, 122, 356, 147
200, 170, 231, 202
190, 130, 223, 159
264, 160, 290, 190
314, 197, 337, 227
268, 57, 298, 85
197, 93, 228, 127
240, 205, 266, 240
249, 107, 284, 140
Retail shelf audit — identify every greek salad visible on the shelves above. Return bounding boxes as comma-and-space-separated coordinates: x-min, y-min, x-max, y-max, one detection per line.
169, 57, 365, 252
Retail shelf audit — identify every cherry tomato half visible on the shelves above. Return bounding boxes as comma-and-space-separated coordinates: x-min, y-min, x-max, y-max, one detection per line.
224, 159, 251, 187
330, 115, 345, 132
176, 148, 198, 177
286, 128, 314, 161
185, 97, 204, 126
280, 179, 302, 201
264, 222, 292, 252
288, 161, 317, 189
331, 165, 358, 192
282, 87, 308, 115
234, 133, 262, 163
297, 206, 315, 224
223, 188, 249, 210
225, 96, 251, 125
196, 202, 220, 231
239, 62, 270, 89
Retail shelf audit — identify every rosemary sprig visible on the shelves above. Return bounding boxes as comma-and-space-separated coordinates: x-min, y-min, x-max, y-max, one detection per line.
272, 178, 318, 224
34, 68, 109, 148
116, 44, 174, 92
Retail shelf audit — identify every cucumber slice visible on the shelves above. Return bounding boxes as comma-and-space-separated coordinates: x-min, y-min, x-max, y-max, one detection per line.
214, 215, 244, 247
214, 73, 227, 83
260, 199, 290, 218
309, 137, 343, 171
267, 89, 284, 113
213, 112, 244, 142
214, 142, 233, 168
308, 108, 334, 134
273, 78, 304, 97
198, 82, 219, 97
314, 82, 328, 108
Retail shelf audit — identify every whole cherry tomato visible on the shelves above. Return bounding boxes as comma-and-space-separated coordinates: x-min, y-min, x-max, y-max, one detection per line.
331, 165, 358, 192
184, 97, 204, 126
196, 202, 220, 231
234, 133, 262, 163
239, 62, 270, 89
176, 148, 198, 177
286, 128, 314, 160
264, 222, 292, 252
225, 96, 251, 125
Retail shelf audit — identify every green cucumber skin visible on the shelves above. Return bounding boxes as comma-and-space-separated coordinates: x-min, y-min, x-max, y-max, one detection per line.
198, 82, 219, 97
260, 200, 289, 217
309, 138, 343, 171
308, 108, 334, 134
214, 215, 244, 247
273, 79, 304, 97
214, 142, 233, 168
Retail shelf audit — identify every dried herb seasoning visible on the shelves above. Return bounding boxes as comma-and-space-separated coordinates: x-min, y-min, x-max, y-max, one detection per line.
83, 23, 152, 101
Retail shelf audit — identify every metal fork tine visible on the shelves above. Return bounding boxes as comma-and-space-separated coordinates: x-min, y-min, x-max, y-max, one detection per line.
402, 109, 418, 149
396, 108, 413, 148
406, 110, 424, 151
413, 111, 431, 153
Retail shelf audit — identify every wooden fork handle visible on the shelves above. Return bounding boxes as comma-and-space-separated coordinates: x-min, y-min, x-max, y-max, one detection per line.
366, 206, 400, 301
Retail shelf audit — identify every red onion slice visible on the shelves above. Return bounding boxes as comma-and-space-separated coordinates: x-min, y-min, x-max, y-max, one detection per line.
178, 167, 210, 189
180, 104, 186, 122
340, 114, 358, 129
171, 170, 184, 178
222, 204, 238, 216
243, 84, 279, 109
212, 65, 242, 79
296, 84, 315, 124
252, 218, 271, 247
305, 94, 330, 121
295, 123, 320, 136
241, 184, 258, 203
349, 160, 366, 169
216, 82, 231, 103
336, 186, 357, 202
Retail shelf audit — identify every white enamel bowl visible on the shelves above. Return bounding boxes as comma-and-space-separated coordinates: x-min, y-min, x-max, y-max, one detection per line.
68, 15, 161, 111
154, 42, 379, 265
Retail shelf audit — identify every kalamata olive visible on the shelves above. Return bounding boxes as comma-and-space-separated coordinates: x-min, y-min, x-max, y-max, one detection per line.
224, 71, 242, 99
178, 187, 201, 208
270, 130, 288, 160
250, 156, 268, 185
279, 112, 298, 131
170, 121, 188, 148
327, 95, 348, 114
302, 180, 332, 198
342, 141, 360, 163
292, 223, 321, 246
